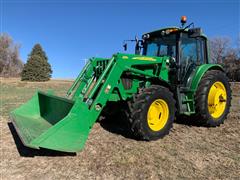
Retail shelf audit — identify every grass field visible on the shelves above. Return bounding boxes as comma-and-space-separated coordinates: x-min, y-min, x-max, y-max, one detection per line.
0, 78, 239, 179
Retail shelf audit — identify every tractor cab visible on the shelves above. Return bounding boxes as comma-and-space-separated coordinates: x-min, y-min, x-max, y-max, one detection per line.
141, 20, 209, 84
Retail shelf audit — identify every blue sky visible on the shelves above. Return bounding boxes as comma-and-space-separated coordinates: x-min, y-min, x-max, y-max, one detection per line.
1, 0, 239, 78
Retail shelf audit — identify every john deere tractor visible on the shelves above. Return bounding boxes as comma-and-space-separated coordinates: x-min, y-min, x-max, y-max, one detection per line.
11, 17, 231, 152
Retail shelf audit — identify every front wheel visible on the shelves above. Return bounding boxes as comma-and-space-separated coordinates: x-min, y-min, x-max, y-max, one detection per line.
129, 85, 176, 140
195, 70, 231, 126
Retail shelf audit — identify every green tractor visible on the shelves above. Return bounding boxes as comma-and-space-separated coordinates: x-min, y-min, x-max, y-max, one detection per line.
11, 17, 231, 152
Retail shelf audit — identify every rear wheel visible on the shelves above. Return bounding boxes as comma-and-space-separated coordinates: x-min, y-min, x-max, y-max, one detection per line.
128, 85, 176, 140
195, 70, 231, 126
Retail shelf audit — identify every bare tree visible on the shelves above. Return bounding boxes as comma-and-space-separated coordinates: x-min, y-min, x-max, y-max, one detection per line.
0, 33, 23, 77
224, 49, 239, 80
210, 36, 240, 81
236, 34, 240, 58
210, 37, 231, 64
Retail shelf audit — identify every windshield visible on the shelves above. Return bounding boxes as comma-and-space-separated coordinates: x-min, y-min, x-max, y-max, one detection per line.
143, 34, 176, 58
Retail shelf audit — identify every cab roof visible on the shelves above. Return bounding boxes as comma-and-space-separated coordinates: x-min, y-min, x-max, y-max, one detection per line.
143, 26, 207, 39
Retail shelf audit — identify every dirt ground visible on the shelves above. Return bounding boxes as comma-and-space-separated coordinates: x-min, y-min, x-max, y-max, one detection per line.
0, 78, 239, 180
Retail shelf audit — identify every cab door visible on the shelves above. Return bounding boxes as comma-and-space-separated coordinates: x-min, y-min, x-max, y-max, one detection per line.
179, 33, 206, 85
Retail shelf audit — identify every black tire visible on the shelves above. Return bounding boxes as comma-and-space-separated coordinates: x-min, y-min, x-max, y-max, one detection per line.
195, 70, 231, 127
128, 85, 176, 140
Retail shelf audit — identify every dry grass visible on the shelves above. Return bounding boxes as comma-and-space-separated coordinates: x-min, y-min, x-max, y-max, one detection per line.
0, 78, 239, 179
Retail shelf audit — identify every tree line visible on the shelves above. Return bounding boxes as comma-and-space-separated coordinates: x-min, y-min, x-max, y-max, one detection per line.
0, 33, 239, 81
0, 34, 52, 81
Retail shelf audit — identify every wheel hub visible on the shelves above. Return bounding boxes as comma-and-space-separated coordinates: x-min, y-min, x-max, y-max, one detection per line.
208, 81, 227, 119
147, 99, 169, 131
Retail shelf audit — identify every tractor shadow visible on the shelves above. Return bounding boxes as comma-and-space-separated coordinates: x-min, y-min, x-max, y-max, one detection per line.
99, 104, 136, 140
99, 113, 136, 140
99, 103, 204, 140
100, 113, 203, 139
174, 115, 203, 127
8, 122, 76, 157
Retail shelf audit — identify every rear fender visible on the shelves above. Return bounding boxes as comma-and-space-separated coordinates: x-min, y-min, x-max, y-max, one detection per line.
187, 64, 224, 92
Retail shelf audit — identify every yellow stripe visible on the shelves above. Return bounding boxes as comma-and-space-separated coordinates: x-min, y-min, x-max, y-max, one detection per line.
132, 57, 156, 61
122, 56, 129, 59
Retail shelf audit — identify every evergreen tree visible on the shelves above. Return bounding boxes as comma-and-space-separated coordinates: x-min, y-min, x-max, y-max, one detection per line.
21, 44, 52, 81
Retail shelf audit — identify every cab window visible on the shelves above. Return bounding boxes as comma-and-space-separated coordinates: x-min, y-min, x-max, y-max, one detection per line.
181, 33, 205, 64
144, 34, 176, 58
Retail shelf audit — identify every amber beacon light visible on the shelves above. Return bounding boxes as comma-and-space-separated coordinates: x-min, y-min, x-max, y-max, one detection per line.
181, 16, 187, 26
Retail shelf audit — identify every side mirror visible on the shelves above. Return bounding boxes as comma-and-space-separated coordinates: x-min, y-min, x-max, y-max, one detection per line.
123, 43, 127, 51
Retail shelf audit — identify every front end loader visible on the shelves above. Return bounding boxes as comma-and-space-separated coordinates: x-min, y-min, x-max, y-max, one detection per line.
11, 17, 231, 152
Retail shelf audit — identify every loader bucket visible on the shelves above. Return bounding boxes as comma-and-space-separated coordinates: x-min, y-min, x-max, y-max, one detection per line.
10, 91, 92, 152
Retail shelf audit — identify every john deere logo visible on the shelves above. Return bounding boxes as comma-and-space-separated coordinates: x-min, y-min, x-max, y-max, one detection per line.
132, 57, 156, 61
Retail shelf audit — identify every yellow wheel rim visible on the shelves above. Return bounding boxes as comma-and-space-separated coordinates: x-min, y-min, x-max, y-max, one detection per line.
208, 81, 227, 119
147, 99, 169, 131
